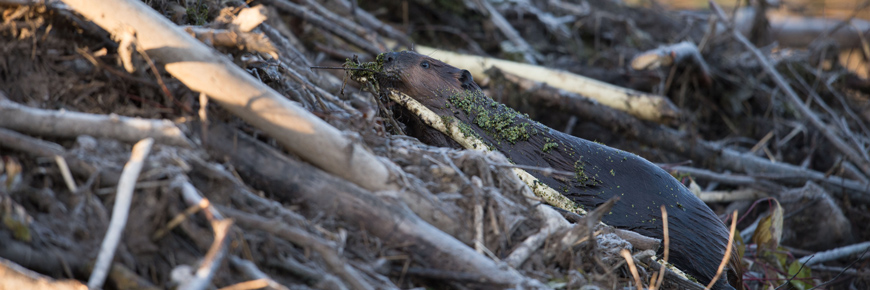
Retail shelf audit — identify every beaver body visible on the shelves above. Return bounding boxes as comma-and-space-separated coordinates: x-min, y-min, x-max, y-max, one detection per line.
380, 51, 736, 290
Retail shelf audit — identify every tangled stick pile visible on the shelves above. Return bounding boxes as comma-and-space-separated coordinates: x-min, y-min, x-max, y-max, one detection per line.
0, 0, 868, 289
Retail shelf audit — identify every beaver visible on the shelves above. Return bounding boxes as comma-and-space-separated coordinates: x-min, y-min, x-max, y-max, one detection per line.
378, 50, 738, 290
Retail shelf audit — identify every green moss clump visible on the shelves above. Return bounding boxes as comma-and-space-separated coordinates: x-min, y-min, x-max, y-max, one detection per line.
542, 138, 558, 152
345, 53, 386, 83
447, 90, 537, 144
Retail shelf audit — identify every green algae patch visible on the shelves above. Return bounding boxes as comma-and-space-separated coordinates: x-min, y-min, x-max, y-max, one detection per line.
542, 137, 559, 152
446, 90, 538, 144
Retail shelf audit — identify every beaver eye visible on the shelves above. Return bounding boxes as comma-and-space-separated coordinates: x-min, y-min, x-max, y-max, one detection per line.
420, 61, 430, 69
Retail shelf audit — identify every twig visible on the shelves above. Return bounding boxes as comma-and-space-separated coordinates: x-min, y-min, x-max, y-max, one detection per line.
710, 0, 870, 177
652, 206, 669, 290
54, 156, 78, 193
620, 249, 644, 290
797, 241, 870, 266
87, 138, 154, 290
704, 210, 737, 290
179, 219, 234, 290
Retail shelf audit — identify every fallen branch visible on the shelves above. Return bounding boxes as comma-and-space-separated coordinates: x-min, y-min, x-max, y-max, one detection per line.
408, 44, 681, 123
0, 96, 192, 147
60, 0, 398, 193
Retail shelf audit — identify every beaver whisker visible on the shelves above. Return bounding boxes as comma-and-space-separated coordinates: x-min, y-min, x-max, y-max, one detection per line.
311, 66, 378, 73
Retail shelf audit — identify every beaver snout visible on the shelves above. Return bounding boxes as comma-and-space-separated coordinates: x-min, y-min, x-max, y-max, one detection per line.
383, 52, 399, 64
381, 52, 403, 73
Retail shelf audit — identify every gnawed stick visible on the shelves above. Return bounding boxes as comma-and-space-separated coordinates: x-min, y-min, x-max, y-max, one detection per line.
0, 97, 192, 147
403, 44, 681, 123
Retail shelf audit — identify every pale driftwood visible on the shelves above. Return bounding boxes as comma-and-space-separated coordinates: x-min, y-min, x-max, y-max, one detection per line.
88, 138, 154, 290
0, 97, 192, 147
798, 241, 870, 266
203, 123, 547, 289
711, 1, 870, 178
630, 41, 712, 81
0, 257, 87, 290
60, 0, 397, 193
698, 189, 769, 203
489, 68, 870, 201
408, 44, 681, 123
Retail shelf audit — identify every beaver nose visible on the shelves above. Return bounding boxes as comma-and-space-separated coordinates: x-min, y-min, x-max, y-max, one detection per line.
383, 52, 398, 64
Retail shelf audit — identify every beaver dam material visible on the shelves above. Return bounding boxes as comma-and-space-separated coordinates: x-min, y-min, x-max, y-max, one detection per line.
349, 50, 740, 290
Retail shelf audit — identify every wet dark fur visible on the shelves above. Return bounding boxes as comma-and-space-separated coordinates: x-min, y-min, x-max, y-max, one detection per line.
381, 51, 736, 290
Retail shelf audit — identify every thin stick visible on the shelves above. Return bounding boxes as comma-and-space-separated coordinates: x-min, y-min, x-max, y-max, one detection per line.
54, 156, 78, 193
705, 210, 738, 290
710, 0, 870, 177
87, 138, 154, 290
180, 219, 234, 290
653, 206, 669, 290
621, 249, 644, 290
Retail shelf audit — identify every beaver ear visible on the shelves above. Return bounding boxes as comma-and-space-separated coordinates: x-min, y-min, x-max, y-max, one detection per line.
459, 70, 474, 89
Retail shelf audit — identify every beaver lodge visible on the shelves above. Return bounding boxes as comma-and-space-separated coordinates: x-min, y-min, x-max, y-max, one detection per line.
1, 0, 869, 290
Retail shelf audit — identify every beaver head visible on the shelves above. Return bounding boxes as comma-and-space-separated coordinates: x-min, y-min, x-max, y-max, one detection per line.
381, 51, 480, 109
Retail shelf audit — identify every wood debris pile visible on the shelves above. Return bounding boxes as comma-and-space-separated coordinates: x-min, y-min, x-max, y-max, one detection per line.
0, 0, 868, 289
